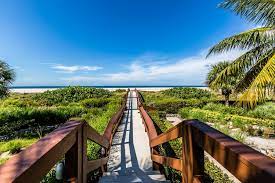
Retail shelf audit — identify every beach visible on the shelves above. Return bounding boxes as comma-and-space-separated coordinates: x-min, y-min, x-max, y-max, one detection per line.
10, 87, 174, 93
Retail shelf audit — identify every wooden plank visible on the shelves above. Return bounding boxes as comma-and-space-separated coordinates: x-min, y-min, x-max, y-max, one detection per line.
151, 123, 183, 147
86, 124, 109, 148
187, 120, 275, 183
151, 154, 182, 171
86, 157, 108, 173
0, 120, 82, 183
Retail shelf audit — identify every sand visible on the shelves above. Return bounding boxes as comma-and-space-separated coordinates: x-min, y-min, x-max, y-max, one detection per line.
10, 87, 173, 93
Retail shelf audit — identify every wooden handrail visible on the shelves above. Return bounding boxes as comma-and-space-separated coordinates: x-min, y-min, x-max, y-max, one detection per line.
103, 92, 128, 143
0, 91, 129, 183
0, 120, 84, 182
136, 90, 275, 183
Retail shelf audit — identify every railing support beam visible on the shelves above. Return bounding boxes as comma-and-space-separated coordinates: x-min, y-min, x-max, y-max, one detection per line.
65, 128, 83, 182
182, 123, 204, 183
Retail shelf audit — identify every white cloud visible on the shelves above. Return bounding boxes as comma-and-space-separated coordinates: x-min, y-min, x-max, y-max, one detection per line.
61, 48, 245, 85
52, 64, 102, 73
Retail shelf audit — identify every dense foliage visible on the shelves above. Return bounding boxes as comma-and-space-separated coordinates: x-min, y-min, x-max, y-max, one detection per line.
180, 108, 274, 133
33, 86, 112, 106
0, 60, 15, 98
162, 87, 213, 99
0, 106, 85, 137
206, 61, 243, 106
203, 102, 275, 121
0, 87, 125, 168
142, 88, 215, 114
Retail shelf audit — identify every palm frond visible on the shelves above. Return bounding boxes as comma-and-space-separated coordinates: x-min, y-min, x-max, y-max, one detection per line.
209, 43, 273, 88
207, 27, 274, 57
238, 53, 275, 107
235, 48, 275, 92
220, 0, 275, 27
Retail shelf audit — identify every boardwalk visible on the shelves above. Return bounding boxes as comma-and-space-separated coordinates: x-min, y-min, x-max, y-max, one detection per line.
99, 91, 169, 182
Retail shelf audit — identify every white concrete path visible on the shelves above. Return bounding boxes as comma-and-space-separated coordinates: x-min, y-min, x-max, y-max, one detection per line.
99, 91, 169, 183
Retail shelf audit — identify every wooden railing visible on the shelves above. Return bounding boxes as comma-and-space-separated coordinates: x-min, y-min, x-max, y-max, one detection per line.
0, 91, 128, 183
136, 90, 275, 183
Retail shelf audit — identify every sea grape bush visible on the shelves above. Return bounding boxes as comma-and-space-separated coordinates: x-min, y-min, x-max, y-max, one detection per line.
33, 86, 112, 106
81, 98, 111, 108
162, 87, 213, 99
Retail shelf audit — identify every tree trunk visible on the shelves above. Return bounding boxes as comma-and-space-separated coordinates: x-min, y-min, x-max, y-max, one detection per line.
224, 94, 230, 106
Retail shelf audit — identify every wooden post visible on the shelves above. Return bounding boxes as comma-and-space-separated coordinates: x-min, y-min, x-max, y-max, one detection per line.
82, 123, 88, 183
65, 124, 83, 183
182, 122, 204, 183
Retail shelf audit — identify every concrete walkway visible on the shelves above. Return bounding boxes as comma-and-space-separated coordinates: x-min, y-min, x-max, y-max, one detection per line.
99, 91, 169, 183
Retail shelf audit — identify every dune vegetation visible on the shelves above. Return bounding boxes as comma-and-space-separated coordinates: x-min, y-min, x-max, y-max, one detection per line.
140, 87, 274, 183
0, 87, 126, 166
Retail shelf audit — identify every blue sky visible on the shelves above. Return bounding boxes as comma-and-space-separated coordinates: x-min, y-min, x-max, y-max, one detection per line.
0, 0, 254, 86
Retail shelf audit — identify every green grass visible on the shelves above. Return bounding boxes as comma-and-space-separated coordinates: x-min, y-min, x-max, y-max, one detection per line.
0, 138, 37, 154
203, 102, 275, 120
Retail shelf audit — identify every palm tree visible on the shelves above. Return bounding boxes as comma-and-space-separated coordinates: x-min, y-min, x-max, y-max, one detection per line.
0, 60, 15, 98
206, 61, 242, 106
207, 0, 275, 107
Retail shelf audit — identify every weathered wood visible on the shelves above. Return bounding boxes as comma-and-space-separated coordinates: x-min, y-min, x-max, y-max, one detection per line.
86, 124, 109, 148
151, 123, 183, 147
151, 154, 182, 171
86, 157, 108, 173
0, 121, 81, 183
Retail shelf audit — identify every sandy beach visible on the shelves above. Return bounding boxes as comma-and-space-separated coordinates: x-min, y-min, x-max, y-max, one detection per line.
10, 87, 174, 93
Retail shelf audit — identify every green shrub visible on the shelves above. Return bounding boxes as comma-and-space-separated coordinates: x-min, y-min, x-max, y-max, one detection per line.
148, 98, 185, 113
33, 86, 112, 106
203, 102, 275, 121
247, 102, 275, 120
179, 108, 275, 131
81, 98, 110, 108
0, 106, 85, 136
204, 157, 233, 183
0, 138, 37, 153
203, 103, 246, 115
162, 87, 213, 99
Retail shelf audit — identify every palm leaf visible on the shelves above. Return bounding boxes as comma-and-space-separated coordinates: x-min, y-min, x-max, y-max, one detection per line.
207, 27, 274, 57
209, 43, 273, 88
235, 49, 275, 92
220, 0, 275, 27
238, 53, 275, 107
